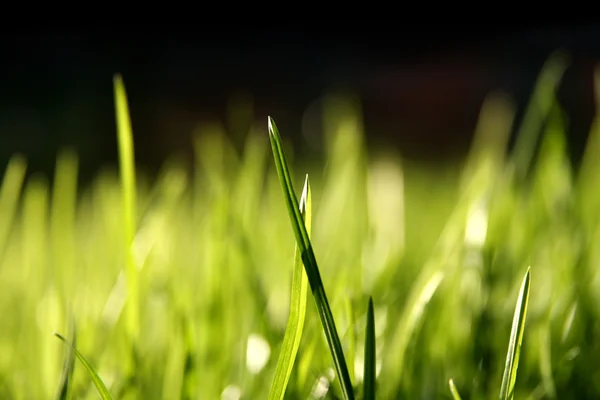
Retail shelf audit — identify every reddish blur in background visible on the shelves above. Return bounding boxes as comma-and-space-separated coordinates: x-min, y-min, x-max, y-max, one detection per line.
0, 25, 598, 183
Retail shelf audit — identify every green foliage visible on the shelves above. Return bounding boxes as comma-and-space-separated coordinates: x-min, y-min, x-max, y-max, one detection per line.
0, 52, 598, 398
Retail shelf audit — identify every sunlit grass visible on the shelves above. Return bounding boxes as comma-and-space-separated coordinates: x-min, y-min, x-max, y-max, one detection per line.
268, 175, 311, 400
0, 51, 598, 398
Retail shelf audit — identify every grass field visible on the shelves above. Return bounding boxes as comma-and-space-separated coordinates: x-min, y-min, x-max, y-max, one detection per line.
1, 51, 599, 399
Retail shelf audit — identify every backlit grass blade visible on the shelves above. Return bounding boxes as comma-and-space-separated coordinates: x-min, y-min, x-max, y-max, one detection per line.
0, 155, 27, 260
113, 74, 140, 344
54, 319, 76, 400
449, 379, 463, 400
499, 267, 531, 400
268, 116, 355, 400
268, 175, 312, 400
512, 51, 568, 182
363, 297, 376, 400
54, 333, 113, 400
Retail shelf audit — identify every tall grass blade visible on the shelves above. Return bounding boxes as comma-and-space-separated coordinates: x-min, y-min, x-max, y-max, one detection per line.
448, 379, 463, 400
577, 63, 600, 231
268, 175, 312, 400
113, 74, 140, 343
499, 267, 531, 400
363, 297, 376, 400
512, 51, 568, 182
54, 333, 113, 400
268, 117, 355, 400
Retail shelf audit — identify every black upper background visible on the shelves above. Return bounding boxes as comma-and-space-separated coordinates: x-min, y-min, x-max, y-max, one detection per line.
0, 24, 598, 184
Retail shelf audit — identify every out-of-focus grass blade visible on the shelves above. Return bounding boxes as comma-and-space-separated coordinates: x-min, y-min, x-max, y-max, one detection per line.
363, 297, 376, 400
268, 175, 312, 400
113, 74, 140, 344
54, 319, 76, 400
268, 117, 355, 400
381, 269, 444, 389
54, 333, 113, 400
512, 51, 568, 182
577, 63, 600, 231
499, 267, 531, 400
0, 155, 27, 260
448, 379, 463, 400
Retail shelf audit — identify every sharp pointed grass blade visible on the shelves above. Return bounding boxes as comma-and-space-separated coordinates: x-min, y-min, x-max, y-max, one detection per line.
54, 319, 76, 400
54, 333, 113, 400
268, 117, 354, 400
363, 297, 376, 400
449, 379, 463, 400
499, 267, 531, 400
268, 175, 312, 400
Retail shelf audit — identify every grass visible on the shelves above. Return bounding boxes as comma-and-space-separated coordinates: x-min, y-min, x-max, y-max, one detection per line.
0, 50, 599, 398
268, 175, 311, 400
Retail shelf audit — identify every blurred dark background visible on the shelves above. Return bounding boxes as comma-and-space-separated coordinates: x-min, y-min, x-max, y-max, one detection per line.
1, 25, 599, 185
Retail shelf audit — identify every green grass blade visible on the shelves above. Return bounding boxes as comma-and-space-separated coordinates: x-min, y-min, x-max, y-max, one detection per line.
346, 297, 357, 384
499, 267, 532, 400
512, 51, 568, 182
54, 319, 76, 400
0, 155, 27, 261
363, 297, 376, 400
268, 116, 355, 400
54, 333, 113, 400
113, 74, 140, 344
268, 175, 312, 400
448, 379, 463, 400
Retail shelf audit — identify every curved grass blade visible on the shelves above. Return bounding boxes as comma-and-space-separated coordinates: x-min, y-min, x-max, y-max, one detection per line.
499, 267, 531, 400
54, 318, 76, 400
54, 333, 113, 400
363, 297, 376, 400
268, 117, 355, 400
448, 379, 463, 400
268, 175, 312, 400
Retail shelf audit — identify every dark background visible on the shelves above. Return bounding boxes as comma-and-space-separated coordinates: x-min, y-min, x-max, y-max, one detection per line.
1, 25, 599, 185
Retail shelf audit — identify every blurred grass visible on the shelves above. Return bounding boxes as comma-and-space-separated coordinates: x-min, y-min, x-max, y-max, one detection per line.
0, 52, 599, 398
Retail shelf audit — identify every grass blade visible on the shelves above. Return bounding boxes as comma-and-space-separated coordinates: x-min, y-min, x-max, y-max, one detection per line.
268, 175, 312, 400
363, 297, 376, 400
54, 333, 113, 400
449, 379, 463, 400
499, 267, 532, 400
0, 155, 27, 261
54, 319, 76, 400
268, 116, 355, 400
512, 51, 568, 182
113, 74, 140, 344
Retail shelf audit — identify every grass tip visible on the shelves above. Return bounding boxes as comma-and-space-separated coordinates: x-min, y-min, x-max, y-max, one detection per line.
268, 116, 275, 134
301, 174, 310, 196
